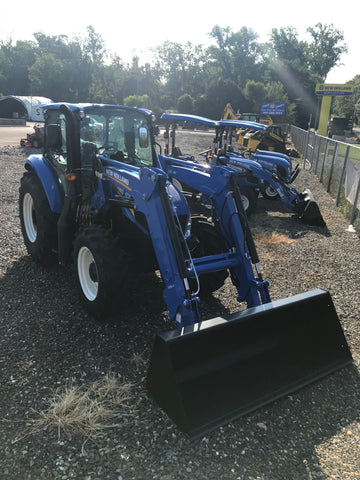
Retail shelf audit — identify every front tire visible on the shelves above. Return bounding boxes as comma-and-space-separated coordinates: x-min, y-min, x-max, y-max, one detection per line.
238, 186, 258, 217
19, 171, 58, 265
261, 183, 279, 200
189, 217, 229, 296
73, 226, 130, 318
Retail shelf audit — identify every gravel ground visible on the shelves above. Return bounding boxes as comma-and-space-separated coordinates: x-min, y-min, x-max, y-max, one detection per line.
0, 131, 360, 480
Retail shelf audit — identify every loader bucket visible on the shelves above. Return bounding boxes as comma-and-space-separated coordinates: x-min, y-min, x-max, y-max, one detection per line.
295, 188, 326, 227
147, 289, 352, 439
300, 200, 326, 227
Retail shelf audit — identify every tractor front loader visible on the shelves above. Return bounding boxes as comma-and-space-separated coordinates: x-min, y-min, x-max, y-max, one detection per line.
218, 120, 299, 184
160, 113, 325, 227
19, 103, 352, 439
218, 119, 324, 226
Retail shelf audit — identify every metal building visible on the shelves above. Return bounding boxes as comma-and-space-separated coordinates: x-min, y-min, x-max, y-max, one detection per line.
0, 96, 53, 122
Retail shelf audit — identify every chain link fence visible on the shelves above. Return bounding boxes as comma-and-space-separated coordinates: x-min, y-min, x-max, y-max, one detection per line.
290, 126, 360, 231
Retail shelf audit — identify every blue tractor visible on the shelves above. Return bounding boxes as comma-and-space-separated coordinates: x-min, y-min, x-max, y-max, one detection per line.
217, 119, 299, 184
160, 113, 325, 226
19, 103, 351, 438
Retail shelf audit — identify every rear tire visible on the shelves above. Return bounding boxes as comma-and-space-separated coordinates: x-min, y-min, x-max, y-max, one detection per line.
189, 217, 229, 296
73, 226, 130, 318
19, 171, 58, 265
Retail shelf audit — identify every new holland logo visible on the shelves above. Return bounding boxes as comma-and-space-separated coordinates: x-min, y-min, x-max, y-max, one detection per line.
105, 168, 130, 186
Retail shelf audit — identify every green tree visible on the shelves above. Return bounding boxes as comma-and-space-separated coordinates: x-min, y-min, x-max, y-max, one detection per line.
89, 55, 126, 104
83, 26, 109, 103
122, 57, 160, 102
267, 24, 348, 127
332, 76, 360, 124
0, 22, 353, 125
268, 27, 308, 64
203, 78, 246, 119
83, 25, 107, 64
244, 80, 266, 112
0, 39, 36, 95
33, 32, 71, 58
307, 23, 348, 81
28, 54, 65, 99
177, 94, 194, 113
267, 27, 319, 127
207, 25, 264, 87
31, 32, 92, 101
193, 95, 208, 117
123, 94, 151, 109
153, 41, 207, 106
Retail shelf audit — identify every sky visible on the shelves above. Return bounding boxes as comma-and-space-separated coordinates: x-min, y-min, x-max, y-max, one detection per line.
0, 0, 358, 84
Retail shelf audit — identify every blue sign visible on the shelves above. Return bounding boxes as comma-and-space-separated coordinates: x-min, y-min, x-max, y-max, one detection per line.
260, 102, 286, 116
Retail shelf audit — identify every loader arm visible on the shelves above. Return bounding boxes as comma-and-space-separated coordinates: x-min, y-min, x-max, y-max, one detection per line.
224, 153, 301, 210
158, 154, 270, 306
97, 159, 201, 326
160, 151, 298, 220
223, 151, 325, 225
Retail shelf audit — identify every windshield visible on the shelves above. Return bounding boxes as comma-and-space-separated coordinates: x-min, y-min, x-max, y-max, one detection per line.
80, 108, 155, 167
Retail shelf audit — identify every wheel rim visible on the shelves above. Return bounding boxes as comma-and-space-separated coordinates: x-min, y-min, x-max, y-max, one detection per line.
265, 186, 278, 198
23, 193, 37, 243
77, 246, 99, 301
241, 194, 249, 211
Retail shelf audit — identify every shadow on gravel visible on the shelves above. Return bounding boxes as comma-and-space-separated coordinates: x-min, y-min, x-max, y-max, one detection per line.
252, 197, 332, 238
1, 255, 359, 480
0, 257, 166, 370
214, 363, 360, 480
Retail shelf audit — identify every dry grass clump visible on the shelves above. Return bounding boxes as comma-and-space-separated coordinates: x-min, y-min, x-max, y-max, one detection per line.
254, 231, 297, 247
32, 373, 134, 447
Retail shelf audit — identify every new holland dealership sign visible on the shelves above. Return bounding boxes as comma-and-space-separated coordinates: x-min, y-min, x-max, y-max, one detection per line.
315, 83, 354, 136
315, 84, 354, 96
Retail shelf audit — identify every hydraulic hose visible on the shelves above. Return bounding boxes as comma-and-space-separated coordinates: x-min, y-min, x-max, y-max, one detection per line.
230, 174, 259, 265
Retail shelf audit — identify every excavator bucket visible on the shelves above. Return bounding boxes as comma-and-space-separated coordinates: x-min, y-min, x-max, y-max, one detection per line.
147, 289, 352, 439
295, 188, 326, 227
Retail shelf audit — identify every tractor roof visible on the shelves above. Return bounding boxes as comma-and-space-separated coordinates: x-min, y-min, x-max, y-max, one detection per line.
41, 102, 154, 117
161, 113, 217, 127
161, 113, 266, 131
218, 119, 266, 130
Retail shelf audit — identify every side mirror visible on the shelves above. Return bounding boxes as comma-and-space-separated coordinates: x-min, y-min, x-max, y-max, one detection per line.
138, 126, 149, 148
46, 124, 62, 149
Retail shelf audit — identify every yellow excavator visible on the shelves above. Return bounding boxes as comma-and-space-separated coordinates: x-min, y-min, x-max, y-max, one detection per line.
222, 103, 295, 155
222, 103, 273, 126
